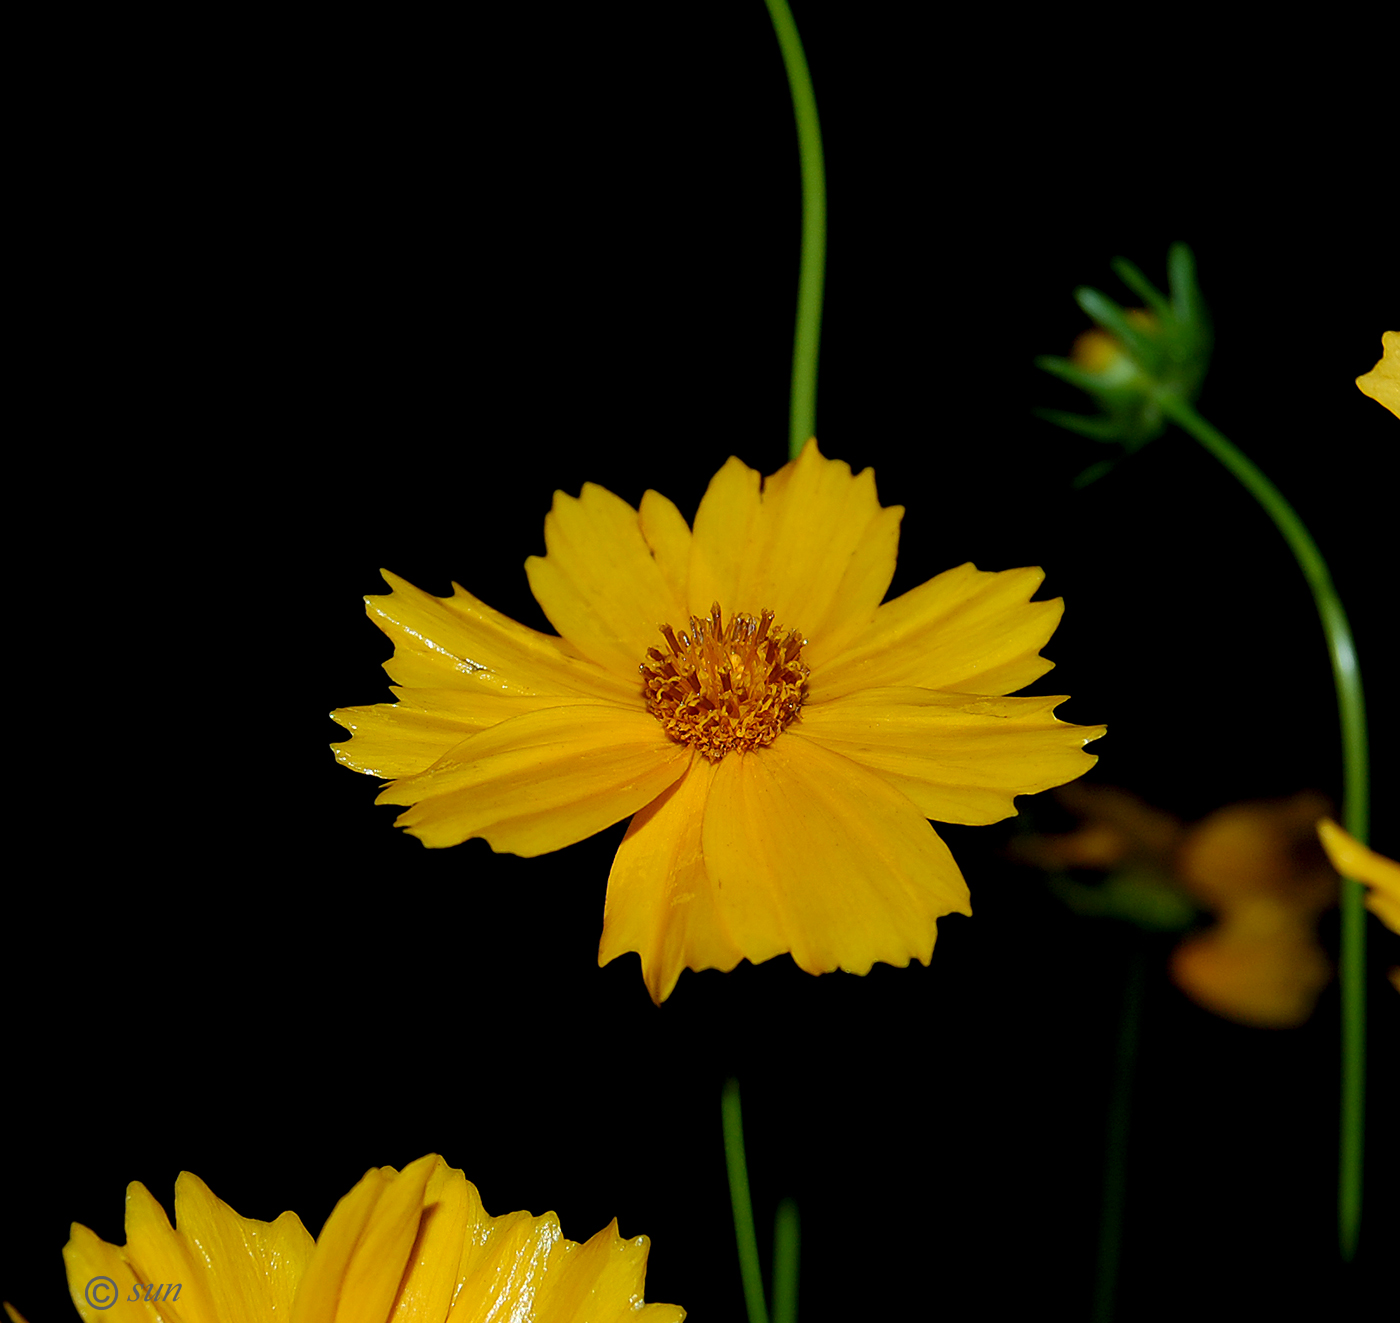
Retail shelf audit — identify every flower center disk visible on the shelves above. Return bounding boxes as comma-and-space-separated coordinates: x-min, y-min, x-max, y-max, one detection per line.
641, 603, 810, 760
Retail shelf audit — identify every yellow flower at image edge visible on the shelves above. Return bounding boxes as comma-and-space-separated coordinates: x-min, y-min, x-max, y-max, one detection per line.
332, 441, 1105, 1002
1318, 818, 1400, 937
49, 1154, 683, 1322
1356, 329, 1400, 419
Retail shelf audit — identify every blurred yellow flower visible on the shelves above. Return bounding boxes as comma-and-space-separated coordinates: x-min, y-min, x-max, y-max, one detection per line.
57, 1154, 683, 1322
1356, 330, 1400, 419
332, 441, 1104, 1001
1017, 787, 1338, 1027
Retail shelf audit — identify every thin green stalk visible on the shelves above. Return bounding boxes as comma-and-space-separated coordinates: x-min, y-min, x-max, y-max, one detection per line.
722, 1078, 770, 1323
1158, 393, 1369, 1261
762, 0, 826, 459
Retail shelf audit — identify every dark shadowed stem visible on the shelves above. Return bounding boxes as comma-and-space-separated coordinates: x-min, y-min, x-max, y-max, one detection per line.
1093, 946, 1146, 1322
773, 1197, 800, 1323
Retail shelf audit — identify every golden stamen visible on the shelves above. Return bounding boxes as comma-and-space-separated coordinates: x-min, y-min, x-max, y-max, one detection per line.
640, 602, 810, 760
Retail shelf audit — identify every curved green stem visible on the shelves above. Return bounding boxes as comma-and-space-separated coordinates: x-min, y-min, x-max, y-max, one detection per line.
722, 1078, 770, 1323
1159, 393, 1369, 1261
762, 0, 826, 460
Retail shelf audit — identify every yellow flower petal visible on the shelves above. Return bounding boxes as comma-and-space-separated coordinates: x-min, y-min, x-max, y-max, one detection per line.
333, 688, 608, 779
685, 455, 761, 620
377, 703, 691, 853
797, 687, 1104, 825
702, 733, 972, 976
638, 487, 694, 612
120, 1180, 214, 1321
366, 571, 633, 700
293, 1155, 437, 1323
536, 1219, 685, 1323
63, 1176, 315, 1323
1356, 329, 1400, 419
172, 1172, 314, 1320
455, 1205, 564, 1321
688, 441, 901, 663
389, 1159, 469, 1323
1318, 817, 1400, 934
814, 562, 1063, 702
63, 1220, 158, 1322
63, 1161, 684, 1323
525, 482, 690, 678
600, 755, 747, 1004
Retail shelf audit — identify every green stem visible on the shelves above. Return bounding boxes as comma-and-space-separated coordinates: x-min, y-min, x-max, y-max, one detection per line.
762, 0, 826, 460
722, 1078, 770, 1323
1158, 393, 1369, 1261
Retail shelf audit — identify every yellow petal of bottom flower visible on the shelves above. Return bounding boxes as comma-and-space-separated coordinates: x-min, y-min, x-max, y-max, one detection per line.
701, 734, 972, 977
293, 1155, 437, 1323
600, 755, 748, 1004
63, 1222, 156, 1322
540, 1219, 683, 1323
377, 704, 691, 854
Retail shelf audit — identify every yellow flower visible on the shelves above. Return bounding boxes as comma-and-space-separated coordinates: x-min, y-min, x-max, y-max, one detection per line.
332, 441, 1105, 1002
57, 1154, 684, 1322
1356, 330, 1400, 419
1016, 787, 1339, 1027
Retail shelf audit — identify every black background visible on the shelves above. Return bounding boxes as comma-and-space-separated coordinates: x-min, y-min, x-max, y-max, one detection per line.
6, 5, 1396, 1321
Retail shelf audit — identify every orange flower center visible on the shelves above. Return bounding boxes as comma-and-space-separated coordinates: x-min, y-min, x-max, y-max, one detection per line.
641, 603, 809, 760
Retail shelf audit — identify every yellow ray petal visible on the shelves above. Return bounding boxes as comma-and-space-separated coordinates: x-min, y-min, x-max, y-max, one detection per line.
525, 483, 690, 678
171, 1172, 314, 1320
390, 1159, 469, 1323
687, 442, 901, 663
701, 734, 971, 976
63, 1222, 155, 1323
796, 688, 1104, 825
539, 1220, 685, 1323
293, 1156, 436, 1323
378, 704, 691, 854
814, 562, 1062, 701
687, 456, 763, 619
455, 1207, 566, 1322
600, 755, 747, 1004
366, 571, 633, 700
1356, 330, 1400, 419
639, 488, 693, 611
119, 1181, 212, 1322
332, 689, 608, 779
1318, 818, 1400, 934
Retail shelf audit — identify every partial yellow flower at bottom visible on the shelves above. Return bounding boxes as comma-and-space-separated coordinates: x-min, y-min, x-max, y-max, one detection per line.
331, 441, 1106, 1002
1356, 330, 1400, 419
57, 1154, 683, 1322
